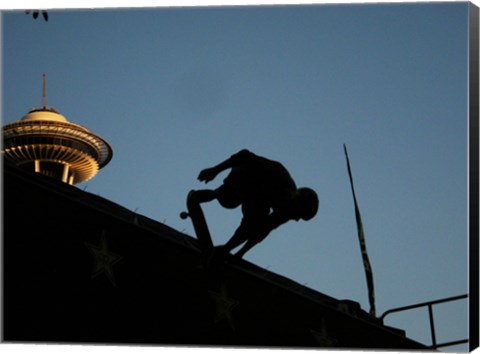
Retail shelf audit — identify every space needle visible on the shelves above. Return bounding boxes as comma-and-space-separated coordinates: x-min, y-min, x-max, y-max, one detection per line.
2, 75, 113, 185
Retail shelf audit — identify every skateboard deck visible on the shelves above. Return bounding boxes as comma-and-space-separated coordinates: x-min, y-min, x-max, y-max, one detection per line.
180, 191, 214, 252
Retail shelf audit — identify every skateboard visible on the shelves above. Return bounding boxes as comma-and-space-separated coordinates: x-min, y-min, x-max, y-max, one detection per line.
180, 191, 214, 252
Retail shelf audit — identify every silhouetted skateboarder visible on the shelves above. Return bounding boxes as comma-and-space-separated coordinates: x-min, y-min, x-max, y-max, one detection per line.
184, 149, 319, 260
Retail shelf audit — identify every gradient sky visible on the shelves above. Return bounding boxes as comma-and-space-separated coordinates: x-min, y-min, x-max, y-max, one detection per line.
2, 3, 471, 350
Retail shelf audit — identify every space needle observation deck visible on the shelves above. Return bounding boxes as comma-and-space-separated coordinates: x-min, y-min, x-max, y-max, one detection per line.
2, 76, 113, 185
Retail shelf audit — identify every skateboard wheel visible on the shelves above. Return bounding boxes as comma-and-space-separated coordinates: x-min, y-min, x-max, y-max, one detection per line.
180, 211, 189, 219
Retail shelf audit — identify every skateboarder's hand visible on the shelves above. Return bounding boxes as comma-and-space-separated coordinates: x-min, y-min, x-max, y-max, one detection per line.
198, 167, 218, 183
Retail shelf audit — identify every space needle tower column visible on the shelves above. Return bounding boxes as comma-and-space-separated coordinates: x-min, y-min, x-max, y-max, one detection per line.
2, 75, 113, 185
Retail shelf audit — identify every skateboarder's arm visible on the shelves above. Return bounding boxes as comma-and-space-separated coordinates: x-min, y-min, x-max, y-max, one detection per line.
265, 212, 290, 232
198, 149, 255, 183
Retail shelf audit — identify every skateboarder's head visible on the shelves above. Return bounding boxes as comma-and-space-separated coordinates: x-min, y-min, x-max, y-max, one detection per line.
292, 187, 319, 221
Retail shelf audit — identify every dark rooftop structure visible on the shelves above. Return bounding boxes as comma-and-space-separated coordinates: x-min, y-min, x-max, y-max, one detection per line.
3, 159, 430, 349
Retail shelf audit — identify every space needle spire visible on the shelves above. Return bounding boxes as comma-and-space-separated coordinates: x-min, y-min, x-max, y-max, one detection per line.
42, 73, 47, 109
2, 75, 113, 185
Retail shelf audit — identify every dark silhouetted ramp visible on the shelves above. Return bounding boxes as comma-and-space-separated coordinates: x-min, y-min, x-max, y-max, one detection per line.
3, 160, 428, 349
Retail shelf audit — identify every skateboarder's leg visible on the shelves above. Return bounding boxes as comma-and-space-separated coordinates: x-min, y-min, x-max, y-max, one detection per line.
234, 230, 269, 258
232, 201, 270, 258
223, 224, 250, 251
188, 184, 241, 207
188, 189, 217, 204
210, 225, 248, 263
234, 239, 257, 258
222, 200, 269, 254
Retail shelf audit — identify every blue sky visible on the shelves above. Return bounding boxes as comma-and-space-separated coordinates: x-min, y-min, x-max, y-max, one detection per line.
2, 2, 471, 350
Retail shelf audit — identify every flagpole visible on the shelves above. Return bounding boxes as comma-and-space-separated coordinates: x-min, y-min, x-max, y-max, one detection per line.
343, 144, 376, 317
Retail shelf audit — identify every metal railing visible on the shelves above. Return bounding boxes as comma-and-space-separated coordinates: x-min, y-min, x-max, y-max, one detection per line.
380, 294, 468, 350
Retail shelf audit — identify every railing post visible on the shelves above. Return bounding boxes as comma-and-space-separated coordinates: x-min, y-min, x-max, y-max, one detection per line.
428, 304, 437, 349
380, 294, 468, 350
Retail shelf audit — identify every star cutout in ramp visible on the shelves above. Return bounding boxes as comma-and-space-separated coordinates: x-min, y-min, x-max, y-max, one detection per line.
85, 231, 123, 286
310, 319, 338, 347
209, 286, 239, 331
